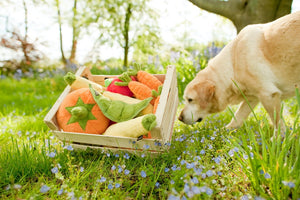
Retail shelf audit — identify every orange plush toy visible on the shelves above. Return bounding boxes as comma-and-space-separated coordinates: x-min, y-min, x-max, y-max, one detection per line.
56, 88, 110, 134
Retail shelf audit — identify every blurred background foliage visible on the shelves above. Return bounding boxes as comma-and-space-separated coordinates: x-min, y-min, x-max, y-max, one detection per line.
0, 0, 296, 78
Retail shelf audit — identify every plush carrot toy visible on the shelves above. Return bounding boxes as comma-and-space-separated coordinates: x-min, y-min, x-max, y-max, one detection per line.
128, 81, 154, 102
137, 70, 163, 92
116, 72, 159, 105
153, 95, 160, 114
56, 88, 110, 134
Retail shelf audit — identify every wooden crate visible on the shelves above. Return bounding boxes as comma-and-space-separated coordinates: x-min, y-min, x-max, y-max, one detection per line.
44, 65, 178, 153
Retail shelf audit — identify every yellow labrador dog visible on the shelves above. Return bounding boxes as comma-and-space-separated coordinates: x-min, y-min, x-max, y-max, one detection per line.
179, 11, 300, 132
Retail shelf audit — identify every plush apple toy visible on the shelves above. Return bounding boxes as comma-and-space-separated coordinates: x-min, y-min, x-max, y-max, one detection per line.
105, 76, 137, 97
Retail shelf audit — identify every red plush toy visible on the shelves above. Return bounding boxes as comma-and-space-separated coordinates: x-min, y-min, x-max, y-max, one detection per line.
106, 76, 136, 97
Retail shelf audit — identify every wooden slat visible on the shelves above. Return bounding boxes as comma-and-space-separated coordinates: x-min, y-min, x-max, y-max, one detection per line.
91, 74, 166, 87
151, 65, 176, 139
70, 143, 163, 156
53, 131, 168, 151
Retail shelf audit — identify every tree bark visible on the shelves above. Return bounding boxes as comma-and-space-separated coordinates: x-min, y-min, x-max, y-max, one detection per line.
69, 0, 78, 63
188, 0, 293, 33
123, 3, 132, 68
22, 0, 30, 64
55, 0, 66, 63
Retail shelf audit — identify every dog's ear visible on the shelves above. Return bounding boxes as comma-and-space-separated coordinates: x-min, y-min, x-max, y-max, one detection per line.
204, 80, 215, 101
198, 80, 215, 107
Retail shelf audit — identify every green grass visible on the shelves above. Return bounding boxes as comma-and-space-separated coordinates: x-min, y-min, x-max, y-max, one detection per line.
0, 63, 299, 199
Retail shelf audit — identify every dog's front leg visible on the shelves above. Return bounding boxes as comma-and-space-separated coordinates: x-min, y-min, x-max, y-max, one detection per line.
226, 98, 259, 129
260, 92, 285, 136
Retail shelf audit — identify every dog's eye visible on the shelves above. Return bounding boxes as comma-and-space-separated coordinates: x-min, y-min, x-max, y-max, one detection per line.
187, 98, 193, 103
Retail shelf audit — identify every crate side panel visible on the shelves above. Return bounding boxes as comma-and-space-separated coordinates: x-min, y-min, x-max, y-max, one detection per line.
44, 85, 71, 130
53, 131, 167, 151
159, 71, 178, 142
151, 65, 176, 139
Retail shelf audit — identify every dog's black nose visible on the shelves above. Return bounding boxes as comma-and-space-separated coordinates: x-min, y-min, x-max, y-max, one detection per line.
196, 118, 203, 122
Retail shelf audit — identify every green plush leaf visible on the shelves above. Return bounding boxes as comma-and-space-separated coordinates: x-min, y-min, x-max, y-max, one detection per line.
65, 97, 97, 130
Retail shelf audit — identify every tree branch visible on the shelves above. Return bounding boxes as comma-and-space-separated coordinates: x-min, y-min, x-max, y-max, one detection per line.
187, 0, 244, 20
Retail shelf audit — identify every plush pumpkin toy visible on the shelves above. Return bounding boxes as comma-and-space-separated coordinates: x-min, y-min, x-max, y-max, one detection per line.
56, 88, 110, 134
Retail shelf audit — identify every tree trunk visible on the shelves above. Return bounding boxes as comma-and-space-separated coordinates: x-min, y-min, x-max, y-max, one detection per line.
55, 0, 66, 64
188, 0, 293, 33
69, 0, 78, 63
123, 3, 132, 68
22, 0, 30, 64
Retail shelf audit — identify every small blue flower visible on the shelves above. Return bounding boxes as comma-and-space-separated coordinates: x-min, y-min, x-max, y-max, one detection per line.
191, 186, 201, 194
48, 152, 56, 158
194, 168, 202, 175
143, 144, 150, 149
180, 160, 186, 165
164, 168, 170, 172
217, 171, 222, 176
171, 165, 177, 171
186, 162, 194, 169
111, 165, 116, 171
65, 145, 73, 151
228, 149, 234, 157
155, 141, 162, 146
264, 173, 271, 179
254, 196, 266, 200
282, 181, 295, 188
124, 169, 130, 175
200, 150, 205, 155
118, 167, 123, 173
124, 153, 130, 159
51, 167, 58, 174
192, 177, 199, 184
40, 185, 50, 193
168, 194, 180, 200
206, 187, 213, 195
206, 170, 214, 177
287, 182, 295, 188
141, 171, 147, 178
241, 195, 249, 200
108, 184, 113, 190
115, 154, 119, 158
67, 191, 75, 198
165, 142, 171, 146
201, 173, 207, 179
115, 183, 121, 188
170, 180, 175, 184
155, 182, 160, 188
259, 170, 264, 175
57, 188, 63, 195
98, 177, 106, 183
243, 154, 249, 159
201, 137, 205, 143
214, 156, 221, 164
80, 167, 84, 172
